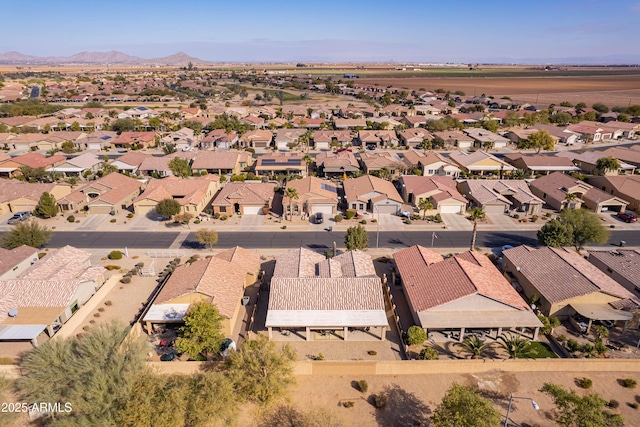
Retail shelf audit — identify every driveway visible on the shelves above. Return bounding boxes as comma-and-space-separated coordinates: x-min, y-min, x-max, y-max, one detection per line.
485, 212, 518, 230
238, 214, 265, 230
441, 213, 472, 231
128, 214, 160, 231
377, 213, 404, 231
76, 214, 109, 231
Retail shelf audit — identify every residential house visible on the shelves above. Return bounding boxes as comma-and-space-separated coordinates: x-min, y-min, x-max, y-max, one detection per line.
0, 245, 105, 346
588, 250, 640, 294
239, 129, 273, 149
240, 115, 265, 129
433, 130, 474, 149
503, 246, 639, 329
588, 175, 640, 211
284, 176, 339, 218
191, 150, 253, 175
566, 124, 607, 142
463, 128, 510, 149
315, 150, 360, 177
504, 153, 580, 177
393, 245, 541, 341
333, 118, 367, 129
556, 151, 635, 176
133, 176, 219, 216
530, 172, 628, 213
400, 115, 428, 128
76, 131, 118, 150
600, 147, 640, 169
160, 128, 196, 151
398, 128, 434, 146
532, 124, 579, 145
0, 245, 38, 280
58, 172, 144, 214
449, 150, 516, 176
265, 248, 387, 341
275, 129, 307, 151
0, 152, 67, 178
0, 182, 71, 214
210, 181, 275, 215
398, 175, 467, 214
142, 248, 260, 336
458, 179, 543, 215
312, 130, 352, 150
358, 130, 398, 148
401, 150, 461, 177
117, 106, 154, 119
111, 132, 156, 149
109, 151, 148, 175
48, 153, 102, 178
343, 175, 403, 214
253, 152, 307, 177
200, 130, 238, 150
359, 152, 406, 177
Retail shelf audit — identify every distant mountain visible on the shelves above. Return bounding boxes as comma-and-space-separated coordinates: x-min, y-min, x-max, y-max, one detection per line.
0, 50, 210, 65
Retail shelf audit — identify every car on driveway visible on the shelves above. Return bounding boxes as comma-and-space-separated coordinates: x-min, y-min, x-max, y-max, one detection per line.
314, 212, 324, 224
617, 212, 637, 223
7, 212, 31, 224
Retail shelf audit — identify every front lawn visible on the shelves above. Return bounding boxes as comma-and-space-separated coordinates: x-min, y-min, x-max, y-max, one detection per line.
527, 341, 558, 358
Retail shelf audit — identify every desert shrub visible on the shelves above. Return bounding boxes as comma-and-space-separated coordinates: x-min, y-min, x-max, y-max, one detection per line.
221, 215, 228, 221
345, 209, 356, 220
556, 334, 567, 343
120, 277, 131, 284
531, 215, 540, 222
418, 347, 439, 360
358, 380, 368, 393
97, 307, 104, 312
342, 401, 354, 408
89, 320, 95, 324
630, 402, 638, 409
373, 393, 387, 409
104, 265, 121, 271
567, 339, 581, 353
406, 325, 427, 346
135, 262, 144, 268
513, 213, 520, 219
545, 212, 552, 217
334, 214, 344, 222
315, 353, 324, 361
213, 213, 220, 219
110, 218, 116, 223
108, 250, 123, 260
194, 219, 201, 224
83, 326, 90, 331
104, 300, 112, 306
281, 225, 287, 229
93, 313, 100, 318
404, 219, 412, 225
67, 215, 75, 223
0, 357, 15, 364
610, 224, 615, 228
127, 213, 134, 218
622, 378, 637, 388
367, 350, 377, 356
434, 213, 442, 223
608, 399, 620, 409
578, 377, 593, 389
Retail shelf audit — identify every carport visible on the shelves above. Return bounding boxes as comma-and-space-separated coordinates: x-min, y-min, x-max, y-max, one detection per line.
142, 303, 190, 334
0, 324, 47, 347
569, 303, 633, 333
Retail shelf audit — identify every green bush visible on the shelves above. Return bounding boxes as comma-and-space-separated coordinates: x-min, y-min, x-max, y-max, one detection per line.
406, 325, 427, 346
345, 209, 356, 220
213, 213, 220, 219
578, 377, 593, 389
281, 225, 287, 229
67, 215, 75, 223
367, 350, 377, 356
373, 393, 387, 409
108, 250, 123, 260
357, 380, 368, 393
360, 220, 367, 225
104, 265, 121, 271
417, 347, 439, 360
513, 213, 520, 219
110, 218, 116, 223
194, 219, 201, 224
567, 339, 581, 353
127, 213, 134, 218
608, 399, 620, 409
220, 215, 228, 221
342, 401, 354, 408
315, 353, 324, 361
334, 214, 344, 223
434, 213, 442, 223
622, 378, 637, 389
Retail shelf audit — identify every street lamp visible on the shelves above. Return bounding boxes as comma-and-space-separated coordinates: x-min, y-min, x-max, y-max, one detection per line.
504, 393, 539, 427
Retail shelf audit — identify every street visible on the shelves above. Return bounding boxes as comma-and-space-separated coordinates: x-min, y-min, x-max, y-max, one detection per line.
44, 230, 640, 251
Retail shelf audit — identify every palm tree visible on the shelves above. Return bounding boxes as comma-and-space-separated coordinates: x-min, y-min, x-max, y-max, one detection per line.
302, 154, 313, 177
497, 333, 531, 359
457, 335, 490, 359
284, 187, 299, 221
418, 198, 433, 220
468, 207, 486, 250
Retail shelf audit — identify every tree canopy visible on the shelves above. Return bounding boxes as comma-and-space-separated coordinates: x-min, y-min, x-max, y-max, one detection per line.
0, 220, 51, 249
195, 228, 219, 249
345, 224, 369, 251
155, 198, 182, 218
538, 209, 609, 250
431, 383, 501, 427
168, 157, 192, 178
175, 301, 225, 360
537, 218, 574, 248
36, 191, 59, 218
595, 156, 620, 174
526, 130, 555, 153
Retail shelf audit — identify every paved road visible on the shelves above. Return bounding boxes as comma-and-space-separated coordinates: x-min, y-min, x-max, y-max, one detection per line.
44, 230, 640, 250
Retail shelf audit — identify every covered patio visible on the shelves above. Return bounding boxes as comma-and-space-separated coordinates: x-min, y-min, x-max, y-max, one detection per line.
569, 303, 633, 334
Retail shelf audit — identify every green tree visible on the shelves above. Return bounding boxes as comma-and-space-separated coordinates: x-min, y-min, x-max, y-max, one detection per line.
538, 314, 561, 335
481, 119, 499, 133
195, 228, 219, 249
558, 208, 610, 251
155, 198, 182, 218
111, 118, 135, 133
457, 335, 491, 359
70, 121, 81, 131
284, 187, 299, 221
17, 322, 146, 426
417, 347, 439, 360
183, 120, 203, 135
595, 156, 620, 175
345, 224, 368, 251
420, 138, 432, 153
61, 140, 76, 154
591, 103, 609, 114
497, 333, 531, 359
35, 191, 58, 218
163, 142, 177, 154
482, 140, 494, 152
431, 383, 501, 427
467, 207, 485, 250
406, 325, 427, 346
540, 383, 624, 427
225, 336, 296, 404
527, 130, 555, 153
175, 301, 225, 360
19, 166, 47, 182
0, 220, 51, 249
537, 218, 574, 247
168, 157, 192, 178
418, 198, 433, 220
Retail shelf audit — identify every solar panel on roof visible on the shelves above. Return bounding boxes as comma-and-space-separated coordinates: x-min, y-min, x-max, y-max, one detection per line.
100, 135, 111, 140
321, 183, 337, 193
138, 106, 149, 111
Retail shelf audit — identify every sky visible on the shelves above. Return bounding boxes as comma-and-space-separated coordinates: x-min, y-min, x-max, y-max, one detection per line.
2, 0, 639, 63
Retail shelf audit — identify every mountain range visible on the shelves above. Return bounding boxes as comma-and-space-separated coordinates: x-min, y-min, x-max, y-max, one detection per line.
0, 50, 209, 65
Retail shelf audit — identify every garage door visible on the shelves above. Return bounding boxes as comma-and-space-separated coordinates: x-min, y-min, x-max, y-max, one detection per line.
135, 204, 157, 215
88, 204, 113, 214
483, 204, 507, 214
243, 205, 263, 215
375, 203, 399, 215
439, 204, 462, 214
311, 205, 334, 215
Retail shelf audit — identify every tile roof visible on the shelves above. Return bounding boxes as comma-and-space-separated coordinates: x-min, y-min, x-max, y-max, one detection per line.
400, 175, 466, 203
212, 182, 275, 206
588, 250, 640, 290
343, 175, 403, 204
111, 151, 148, 168
530, 172, 626, 206
286, 176, 339, 203
134, 176, 212, 206
503, 246, 639, 305
12, 152, 66, 169
393, 245, 531, 312
504, 153, 577, 168
461, 179, 542, 205
0, 246, 38, 277
213, 246, 262, 277
313, 130, 352, 143
0, 182, 58, 203
191, 151, 243, 170
449, 151, 516, 170
359, 152, 404, 169
315, 151, 359, 170
154, 256, 245, 318
19, 245, 99, 281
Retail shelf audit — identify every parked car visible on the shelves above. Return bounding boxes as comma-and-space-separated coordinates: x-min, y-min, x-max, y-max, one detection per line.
315, 212, 324, 224
617, 212, 637, 223
7, 211, 31, 224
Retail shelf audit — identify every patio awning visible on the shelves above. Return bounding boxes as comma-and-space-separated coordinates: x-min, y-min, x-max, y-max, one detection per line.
417, 310, 543, 330
569, 304, 633, 321
0, 324, 46, 340
142, 304, 190, 323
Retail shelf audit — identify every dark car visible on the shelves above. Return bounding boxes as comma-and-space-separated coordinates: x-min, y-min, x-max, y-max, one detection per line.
617, 212, 637, 223
315, 212, 324, 224
160, 352, 176, 361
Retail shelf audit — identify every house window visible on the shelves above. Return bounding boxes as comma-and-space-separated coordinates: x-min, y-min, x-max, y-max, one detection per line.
359, 204, 365, 210
542, 193, 547, 199
220, 206, 227, 213
185, 206, 189, 211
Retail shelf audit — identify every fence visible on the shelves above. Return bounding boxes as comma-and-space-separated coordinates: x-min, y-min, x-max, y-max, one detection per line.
383, 278, 408, 358
147, 250, 185, 258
